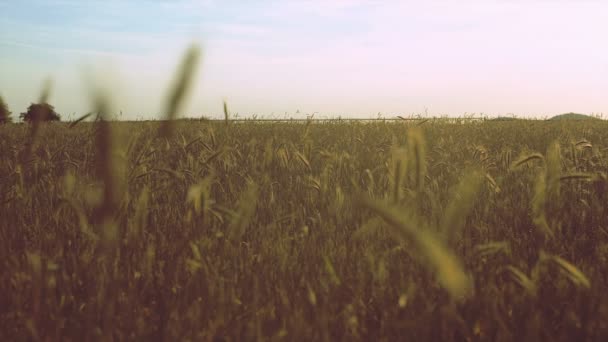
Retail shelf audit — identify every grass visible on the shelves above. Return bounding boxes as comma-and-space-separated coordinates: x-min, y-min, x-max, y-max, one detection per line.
2, 117, 608, 340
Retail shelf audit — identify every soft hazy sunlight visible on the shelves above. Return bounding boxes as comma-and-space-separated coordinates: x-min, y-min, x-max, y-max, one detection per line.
1, 0, 607, 119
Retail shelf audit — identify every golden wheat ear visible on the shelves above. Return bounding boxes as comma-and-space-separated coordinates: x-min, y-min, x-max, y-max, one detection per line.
356, 196, 472, 300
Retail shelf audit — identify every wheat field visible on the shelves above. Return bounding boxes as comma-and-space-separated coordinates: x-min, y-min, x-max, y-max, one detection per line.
1, 116, 608, 340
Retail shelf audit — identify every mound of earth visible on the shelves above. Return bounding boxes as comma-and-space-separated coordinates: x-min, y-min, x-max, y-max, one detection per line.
548, 113, 598, 121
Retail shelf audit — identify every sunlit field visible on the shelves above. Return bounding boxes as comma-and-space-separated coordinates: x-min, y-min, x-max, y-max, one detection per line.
2, 116, 608, 340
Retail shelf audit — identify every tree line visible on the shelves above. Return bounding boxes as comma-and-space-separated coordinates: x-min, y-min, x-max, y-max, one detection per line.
0, 96, 61, 124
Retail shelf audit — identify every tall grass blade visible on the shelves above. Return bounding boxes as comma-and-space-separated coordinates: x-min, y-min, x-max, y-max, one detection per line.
540, 252, 591, 289
228, 181, 259, 242
474, 241, 510, 259
88, 89, 126, 269
531, 168, 554, 240
323, 255, 342, 286
390, 147, 407, 203
159, 44, 202, 137
501, 265, 537, 296
510, 153, 544, 170
69, 112, 94, 128
223, 99, 230, 125
406, 127, 427, 191
38, 78, 52, 104
357, 196, 471, 299
545, 141, 561, 199
559, 173, 596, 182
441, 168, 483, 243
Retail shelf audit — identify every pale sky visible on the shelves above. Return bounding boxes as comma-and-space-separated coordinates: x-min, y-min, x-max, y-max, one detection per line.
1, 0, 607, 120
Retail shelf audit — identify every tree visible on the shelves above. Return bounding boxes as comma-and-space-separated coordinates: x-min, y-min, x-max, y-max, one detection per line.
0, 96, 11, 124
20, 103, 61, 122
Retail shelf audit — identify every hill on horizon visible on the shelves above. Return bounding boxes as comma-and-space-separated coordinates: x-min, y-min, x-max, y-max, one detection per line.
548, 112, 599, 121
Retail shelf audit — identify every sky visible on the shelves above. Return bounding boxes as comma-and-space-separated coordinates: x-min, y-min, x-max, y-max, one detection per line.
0, 0, 607, 120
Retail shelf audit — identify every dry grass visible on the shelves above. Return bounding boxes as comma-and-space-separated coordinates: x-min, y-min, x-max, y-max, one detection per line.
2, 117, 608, 340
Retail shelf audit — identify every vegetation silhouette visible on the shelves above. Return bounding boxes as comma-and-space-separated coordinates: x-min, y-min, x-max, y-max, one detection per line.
548, 112, 598, 121
20, 103, 61, 122
0, 96, 11, 124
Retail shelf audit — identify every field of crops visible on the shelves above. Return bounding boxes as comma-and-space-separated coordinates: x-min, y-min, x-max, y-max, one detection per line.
2, 119, 608, 340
